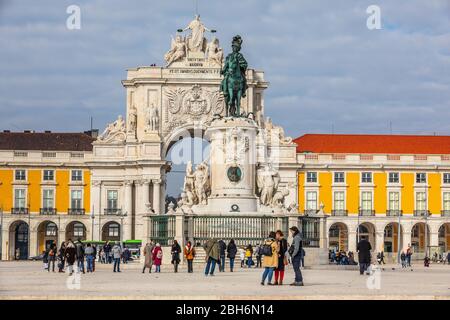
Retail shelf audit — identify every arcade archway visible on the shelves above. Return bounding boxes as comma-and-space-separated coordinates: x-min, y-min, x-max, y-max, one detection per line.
37, 221, 58, 253
65, 221, 86, 242
383, 222, 403, 256
328, 222, 348, 252
411, 222, 430, 254
9, 220, 29, 260
438, 223, 450, 252
102, 221, 120, 242
356, 222, 376, 249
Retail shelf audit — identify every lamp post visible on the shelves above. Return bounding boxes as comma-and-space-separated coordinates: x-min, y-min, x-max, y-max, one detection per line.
397, 211, 402, 265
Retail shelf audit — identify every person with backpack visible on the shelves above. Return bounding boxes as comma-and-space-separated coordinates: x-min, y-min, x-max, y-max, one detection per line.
184, 241, 196, 273
84, 243, 95, 273
289, 226, 304, 286
47, 243, 57, 272
218, 239, 227, 272
103, 241, 112, 264
75, 238, 85, 274
260, 231, 279, 286
203, 238, 219, 276
152, 243, 163, 273
274, 230, 288, 285
226, 239, 237, 272
255, 245, 262, 268
171, 240, 182, 273
64, 239, 77, 276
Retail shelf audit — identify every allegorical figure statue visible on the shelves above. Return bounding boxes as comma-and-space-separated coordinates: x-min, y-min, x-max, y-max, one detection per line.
99, 115, 126, 141
193, 161, 210, 205
164, 35, 186, 66
220, 35, 248, 117
146, 103, 159, 132
128, 104, 137, 133
206, 37, 223, 67
183, 15, 210, 52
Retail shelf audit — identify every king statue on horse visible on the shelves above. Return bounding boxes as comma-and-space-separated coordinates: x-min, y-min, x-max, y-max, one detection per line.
220, 35, 248, 117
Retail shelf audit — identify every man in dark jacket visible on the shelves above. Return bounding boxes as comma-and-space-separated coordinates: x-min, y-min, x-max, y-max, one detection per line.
203, 238, 219, 276
103, 242, 112, 264
218, 239, 227, 272
226, 239, 238, 272
75, 238, 85, 274
357, 236, 372, 275
289, 226, 304, 286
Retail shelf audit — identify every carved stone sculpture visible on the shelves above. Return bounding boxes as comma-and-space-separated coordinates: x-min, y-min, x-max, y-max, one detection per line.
271, 189, 290, 208
265, 117, 293, 145
193, 161, 210, 205
98, 115, 126, 143
128, 104, 137, 133
146, 103, 159, 132
206, 37, 223, 67
256, 165, 281, 207
164, 35, 186, 66
183, 15, 210, 53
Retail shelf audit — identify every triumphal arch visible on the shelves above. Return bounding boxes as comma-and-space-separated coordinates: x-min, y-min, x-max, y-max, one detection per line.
89, 16, 323, 250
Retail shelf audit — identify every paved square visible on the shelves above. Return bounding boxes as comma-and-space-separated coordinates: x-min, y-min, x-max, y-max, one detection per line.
0, 261, 449, 300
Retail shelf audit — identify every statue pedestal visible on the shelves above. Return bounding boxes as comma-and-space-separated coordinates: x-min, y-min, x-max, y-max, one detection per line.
204, 117, 258, 213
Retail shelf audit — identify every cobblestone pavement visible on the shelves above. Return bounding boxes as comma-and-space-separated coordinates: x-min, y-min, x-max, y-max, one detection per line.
0, 261, 449, 300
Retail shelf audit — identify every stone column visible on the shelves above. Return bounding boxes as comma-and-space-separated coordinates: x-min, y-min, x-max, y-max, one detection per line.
91, 181, 102, 241
1, 225, 9, 260
375, 231, 384, 253
29, 226, 38, 257
402, 229, 412, 252
142, 180, 151, 207
174, 212, 185, 251
153, 180, 161, 215
430, 232, 439, 247
123, 180, 133, 241
319, 215, 328, 249
348, 231, 357, 253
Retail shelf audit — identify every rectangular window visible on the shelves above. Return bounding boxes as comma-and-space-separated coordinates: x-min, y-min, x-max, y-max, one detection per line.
361, 172, 372, 183
109, 224, 120, 237
71, 190, 82, 209
14, 189, 26, 208
416, 192, 426, 211
416, 173, 426, 184
443, 173, 450, 184
71, 170, 83, 182
443, 192, 450, 211
361, 191, 372, 210
389, 172, 399, 183
43, 170, 54, 181
306, 172, 317, 183
333, 191, 345, 210
306, 191, 317, 210
15, 170, 26, 181
334, 172, 345, 183
388, 192, 400, 211
107, 190, 118, 209
43, 189, 54, 209
73, 223, 84, 237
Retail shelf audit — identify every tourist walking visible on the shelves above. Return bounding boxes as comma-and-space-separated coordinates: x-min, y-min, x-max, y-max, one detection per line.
401, 251, 407, 268
239, 247, 245, 268
406, 244, 412, 267
171, 240, 182, 273
226, 239, 237, 272
122, 247, 130, 264
260, 232, 279, 285
289, 226, 304, 286
203, 238, 219, 276
245, 244, 254, 268
103, 241, 112, 264
274, 230, 288, 285
47, 243, 57, 272
112, 243, 122, 272
184, 241, 196, 273
64, 239, 77, 276
377, 251, 386, 265
85, 243, 95, 273
57, 241, 66, 273
357, 236, 372, 275
75, 238, 85, 274
152, 243, 163, 273
92, 244, 97, 272
255, 244, 262, 268
218, 239, 227, 272
142, 242, 154, 273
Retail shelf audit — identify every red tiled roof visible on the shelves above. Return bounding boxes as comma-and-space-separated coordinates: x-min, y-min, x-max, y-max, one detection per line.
0, 132, 95, 151
294, 134, 450, 155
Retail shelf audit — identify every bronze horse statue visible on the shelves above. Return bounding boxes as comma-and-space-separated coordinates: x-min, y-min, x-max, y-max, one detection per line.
220, 35, 248, 117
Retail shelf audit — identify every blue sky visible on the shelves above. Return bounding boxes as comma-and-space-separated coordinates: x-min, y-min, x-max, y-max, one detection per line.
0, 0, 449, 138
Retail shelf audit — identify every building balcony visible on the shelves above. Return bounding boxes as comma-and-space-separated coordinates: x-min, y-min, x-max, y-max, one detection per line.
359, 209, 375, 216
11, 207, 29, 214
331, 210, 348, 216
303, 209, 318, 216
414, 210, 430, 217
104, 208, 122, 215
40, 208, 57, 215
68, 208, 85, 215
386, 210, 403, 217
441, 210, 450, 217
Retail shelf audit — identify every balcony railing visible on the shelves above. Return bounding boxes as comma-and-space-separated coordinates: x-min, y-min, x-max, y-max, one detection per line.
441, 210, 450, 217
331, 210, 348, 216
68, 208, 85, 215
11, 207, 29, 214
414, 210, 430, 217
104, 208, 122, 215
40, 208, 57, 215
303, 209, 318, 215
359, 209, 375, 216
386, 210, 403, 217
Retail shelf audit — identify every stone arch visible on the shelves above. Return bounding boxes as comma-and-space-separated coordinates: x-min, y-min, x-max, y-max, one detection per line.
411, 222, 430, 255
65, 221, 86, 242
328, 222, 348, 252
438, 223, 450, 252
8, 220, 29, 260
102, 221, 121, 242
37, 220, 58, 254
162, 123, 209, 158
383, 222, 403, 256
356, 222, 376, 249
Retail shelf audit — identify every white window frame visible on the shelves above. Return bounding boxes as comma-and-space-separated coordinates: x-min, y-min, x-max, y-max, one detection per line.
42, 188, 55, 209
306, 172, 318, 184
333, 191, 345, 211
42, 169, 54, 181
360, 191, 373, 211
443, 173, 450, 184
108, 223, 120, 237
13, 187, 27, 208
70, 189, 83, 209
106, 190, 119, 209
73, 223, 85, 237
361, 172, 372, 184
334, 172, 345, 184
415, 191, 427, 211
71, 170, 83, 182
14, 169, 27, 182
388, 191, 400, 211
388, 172, 400, 184
416, 172, 427, 184
306, 191, 318, 210
443, 192, 450, 211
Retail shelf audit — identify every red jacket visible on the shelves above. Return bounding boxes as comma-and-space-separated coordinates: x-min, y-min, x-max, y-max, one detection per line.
152, 246, 163, 266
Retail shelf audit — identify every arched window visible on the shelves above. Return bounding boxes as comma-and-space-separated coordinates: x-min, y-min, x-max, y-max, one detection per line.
108, 223, 120, 237
45, 222, 57, 236
73, 223, 85, 237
